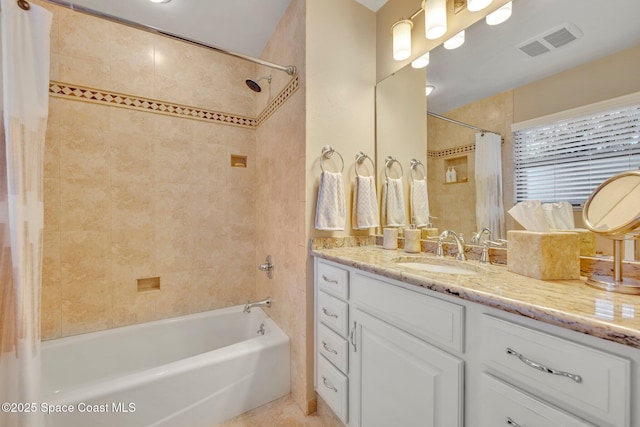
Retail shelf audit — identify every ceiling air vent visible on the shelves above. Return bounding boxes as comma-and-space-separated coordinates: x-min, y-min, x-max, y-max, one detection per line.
517, 23, 583, 58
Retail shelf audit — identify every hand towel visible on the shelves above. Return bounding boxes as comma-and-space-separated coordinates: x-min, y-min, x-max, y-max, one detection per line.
410, 178, 430, 227
315, 171, 346, 230
381, 177, 407, 227
352, 175, 380, 230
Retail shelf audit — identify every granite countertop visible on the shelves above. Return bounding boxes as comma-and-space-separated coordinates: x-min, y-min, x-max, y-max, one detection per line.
311, 244, 640, 350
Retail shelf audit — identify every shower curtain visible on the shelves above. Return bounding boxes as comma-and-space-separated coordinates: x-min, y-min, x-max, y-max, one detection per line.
0, 1, 52, 426
475, 133, 505, 239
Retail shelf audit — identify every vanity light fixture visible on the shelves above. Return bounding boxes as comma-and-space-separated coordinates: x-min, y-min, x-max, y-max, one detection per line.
423, 0, 447, 39
444, 30, 465, 49
392, 19, 413, 61
425, 84, 435, 96
411, 52, 430, 68
485, 1, 512, 25
466, 0, 493, 12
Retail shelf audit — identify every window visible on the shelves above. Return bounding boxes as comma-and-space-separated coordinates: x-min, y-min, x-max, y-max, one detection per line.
513, 96, 640, 206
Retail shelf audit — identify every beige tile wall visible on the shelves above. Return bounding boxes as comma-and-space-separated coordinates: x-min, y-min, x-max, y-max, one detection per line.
427, 90, 514, 239
39, 0, 259, 339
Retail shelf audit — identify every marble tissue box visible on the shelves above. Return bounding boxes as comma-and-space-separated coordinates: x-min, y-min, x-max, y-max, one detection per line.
555, 228, 596, 257
507, 230, 580, 280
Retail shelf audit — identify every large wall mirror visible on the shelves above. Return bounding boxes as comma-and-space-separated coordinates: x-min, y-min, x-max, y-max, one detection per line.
376, 0, 640, 257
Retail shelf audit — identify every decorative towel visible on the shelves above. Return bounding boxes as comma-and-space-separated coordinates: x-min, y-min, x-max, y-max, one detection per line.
315, 171, 346, 230
410, 178, 430, 227
352, 175, 380, 230
381, 177, 407, 227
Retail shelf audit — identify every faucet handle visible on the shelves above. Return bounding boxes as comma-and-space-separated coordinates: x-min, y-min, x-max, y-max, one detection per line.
436, 239, 445, 258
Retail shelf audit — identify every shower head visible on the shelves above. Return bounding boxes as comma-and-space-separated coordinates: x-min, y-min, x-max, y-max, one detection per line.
245, 75, 272, 93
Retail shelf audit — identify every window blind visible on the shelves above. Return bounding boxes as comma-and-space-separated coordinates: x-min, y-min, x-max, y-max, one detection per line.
513, 103, 640, 206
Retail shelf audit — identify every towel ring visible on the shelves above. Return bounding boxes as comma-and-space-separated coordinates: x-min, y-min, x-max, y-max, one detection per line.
384, 156, 404, 179
409, 159, 426, 184
320, 145, 344, 173
355, 151, 375, 178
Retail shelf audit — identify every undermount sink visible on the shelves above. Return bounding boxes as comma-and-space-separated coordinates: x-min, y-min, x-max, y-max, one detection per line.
394, 258, 479, 276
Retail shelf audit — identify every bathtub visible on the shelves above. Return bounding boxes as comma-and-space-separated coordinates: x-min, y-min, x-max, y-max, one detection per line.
41, 305, 290, 427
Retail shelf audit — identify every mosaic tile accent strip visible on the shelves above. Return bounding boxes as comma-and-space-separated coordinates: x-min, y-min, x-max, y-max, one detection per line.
257, 75, 300, 126
427, 143, 476, 159
49, 77, 300, 129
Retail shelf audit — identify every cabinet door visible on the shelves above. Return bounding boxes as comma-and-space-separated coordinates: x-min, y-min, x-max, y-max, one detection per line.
350, 309, 463, 427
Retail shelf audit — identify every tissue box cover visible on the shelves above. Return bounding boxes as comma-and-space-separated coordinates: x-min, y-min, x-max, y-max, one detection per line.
507, 231, 580, 280
555, 228, 596, 257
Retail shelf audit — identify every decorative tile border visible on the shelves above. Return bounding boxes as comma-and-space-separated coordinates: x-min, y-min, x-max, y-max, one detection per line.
427, 143, 476, 159
49, 75, 300, 129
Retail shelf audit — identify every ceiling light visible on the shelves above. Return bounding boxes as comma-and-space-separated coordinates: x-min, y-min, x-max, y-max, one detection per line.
149, 0, 171, 3
486, 1, 512, 25
444, 30, 465, 49
423, 0, 447, 40
425, 85, 435, 96
411, 52, 430, 68
467, 0, 493, 12
391, 19, 413, 61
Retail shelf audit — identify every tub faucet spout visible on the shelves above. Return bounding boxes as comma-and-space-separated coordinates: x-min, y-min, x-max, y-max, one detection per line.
243, 297, 271, 313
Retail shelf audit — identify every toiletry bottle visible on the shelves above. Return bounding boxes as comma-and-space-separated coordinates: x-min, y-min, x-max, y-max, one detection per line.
450, 166, 457, 183
446, 167, 452, 183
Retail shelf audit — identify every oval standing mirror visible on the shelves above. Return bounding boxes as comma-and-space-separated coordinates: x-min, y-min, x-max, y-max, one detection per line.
583, 170, 640, 294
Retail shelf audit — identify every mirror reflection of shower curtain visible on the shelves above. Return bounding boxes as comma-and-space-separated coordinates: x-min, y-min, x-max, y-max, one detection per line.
475, 133, 505, 239
0, 1, 52, 426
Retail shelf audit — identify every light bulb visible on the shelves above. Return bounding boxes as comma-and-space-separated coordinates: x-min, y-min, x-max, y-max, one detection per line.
423, 0, 447, 40
486, 1, 512, 25
444, 30, 465, 50
411, 52, 430, 68
392, 19, 413, 61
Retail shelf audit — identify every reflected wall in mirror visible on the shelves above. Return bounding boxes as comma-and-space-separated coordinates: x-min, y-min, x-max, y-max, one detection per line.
376, 0, 640, 255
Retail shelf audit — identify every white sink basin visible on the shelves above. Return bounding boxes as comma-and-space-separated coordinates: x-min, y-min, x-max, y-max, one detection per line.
396, 261, 478, 276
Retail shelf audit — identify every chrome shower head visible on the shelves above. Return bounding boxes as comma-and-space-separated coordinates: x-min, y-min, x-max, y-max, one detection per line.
245, 75, 272, 93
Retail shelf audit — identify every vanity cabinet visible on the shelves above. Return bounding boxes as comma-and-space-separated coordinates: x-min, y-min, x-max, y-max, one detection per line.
313, 257, 638, 427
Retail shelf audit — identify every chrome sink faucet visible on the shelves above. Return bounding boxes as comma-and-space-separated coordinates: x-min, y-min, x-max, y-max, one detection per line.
471, 227, 492, 245
243, 297, 271, 313
437, 230, 467, 261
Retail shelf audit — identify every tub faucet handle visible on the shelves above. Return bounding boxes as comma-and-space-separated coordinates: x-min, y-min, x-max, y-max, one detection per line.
258, 255, 274, 279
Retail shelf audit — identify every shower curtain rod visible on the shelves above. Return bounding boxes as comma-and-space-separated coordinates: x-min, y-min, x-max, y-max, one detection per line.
42, 0, 298, 76
427, 111, 499, 136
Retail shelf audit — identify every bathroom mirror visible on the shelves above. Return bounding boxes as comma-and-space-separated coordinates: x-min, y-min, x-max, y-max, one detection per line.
583, 170, 640, 237
375, 0, 640, 246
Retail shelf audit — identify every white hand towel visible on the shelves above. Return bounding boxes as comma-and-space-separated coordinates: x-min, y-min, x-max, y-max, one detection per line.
315, 171, 346, 230
381, 177, 407, 227
410, 178, 430, 227
352, 175, 380, 230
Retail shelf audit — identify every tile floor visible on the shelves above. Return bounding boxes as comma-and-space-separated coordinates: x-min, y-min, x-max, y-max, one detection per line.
213, 394, 344, 427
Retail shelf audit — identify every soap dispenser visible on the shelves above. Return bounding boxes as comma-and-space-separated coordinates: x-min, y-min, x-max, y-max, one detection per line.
404, 219, 421, 253
421, 216, 439, 240
445, 167, 452, 183
450, 166, 457, 183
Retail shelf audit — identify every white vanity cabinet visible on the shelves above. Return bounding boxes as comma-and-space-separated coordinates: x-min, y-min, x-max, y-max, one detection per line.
313, 257, 639, 427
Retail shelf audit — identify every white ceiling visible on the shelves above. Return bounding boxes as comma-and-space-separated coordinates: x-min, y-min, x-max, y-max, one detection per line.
426, 0, 640, 113
64, 0, 293, 57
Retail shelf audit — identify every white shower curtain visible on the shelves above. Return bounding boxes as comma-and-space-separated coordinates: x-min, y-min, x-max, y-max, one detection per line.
0, 1, 52, 426
475, 133, 505, 239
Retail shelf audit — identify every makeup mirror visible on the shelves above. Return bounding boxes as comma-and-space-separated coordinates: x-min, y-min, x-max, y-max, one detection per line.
583, 170, 640, 293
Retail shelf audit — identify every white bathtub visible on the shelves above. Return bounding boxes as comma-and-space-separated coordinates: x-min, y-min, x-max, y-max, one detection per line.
41, 305, 290, 427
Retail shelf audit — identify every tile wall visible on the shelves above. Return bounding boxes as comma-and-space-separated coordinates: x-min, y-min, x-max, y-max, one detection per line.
38, 0, 261, 339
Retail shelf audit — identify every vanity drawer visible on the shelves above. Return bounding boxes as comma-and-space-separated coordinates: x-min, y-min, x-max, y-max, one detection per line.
351, 273, 464, 353
318, 290, 349, 337
480, 315, 630, 427
318, 323, 349, 374
479, 373, 595, 427
317, 260, 349, 300
317, 354, 348, 423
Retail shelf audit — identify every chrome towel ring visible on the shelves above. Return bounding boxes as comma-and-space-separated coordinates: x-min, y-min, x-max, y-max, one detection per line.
355, 151, 375, 177
409, 158, 426, 184
320, 145, 344, 173
384, 156, 404, 179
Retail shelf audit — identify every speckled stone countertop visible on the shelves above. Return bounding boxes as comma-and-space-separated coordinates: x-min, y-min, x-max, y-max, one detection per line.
311, 244, 640, 350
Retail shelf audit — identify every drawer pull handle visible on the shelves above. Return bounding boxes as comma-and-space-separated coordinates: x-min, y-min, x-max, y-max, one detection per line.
322, 340, 338, 355
350, 321, 357, 352
322, 376, 338, 392
322, 275, 339, 284
506, 347, 582, 383
505, 417, 521, 427
322, 307, 338, 319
